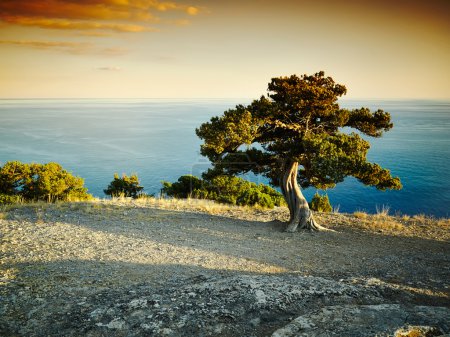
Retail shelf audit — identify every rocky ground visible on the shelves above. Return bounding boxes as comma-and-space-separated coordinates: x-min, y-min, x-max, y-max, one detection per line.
0, 199, 449, 336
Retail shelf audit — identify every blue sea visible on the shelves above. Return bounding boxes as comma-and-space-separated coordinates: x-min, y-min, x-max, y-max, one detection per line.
0, 99, 449, 217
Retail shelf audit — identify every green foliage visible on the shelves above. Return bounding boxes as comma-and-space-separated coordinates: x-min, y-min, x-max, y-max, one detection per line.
104, 173, 144, 198
161, 175, 203, 198
196, 71, 402, 209
258, 183, 286, 207
237, 188, 274, 208
162, 175, 285, 209
0, 193, 22, 205
0, 161, 92, 202
310, 192, 332, 213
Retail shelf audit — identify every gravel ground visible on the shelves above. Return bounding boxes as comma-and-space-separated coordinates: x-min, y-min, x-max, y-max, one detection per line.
1, 200, 449, 336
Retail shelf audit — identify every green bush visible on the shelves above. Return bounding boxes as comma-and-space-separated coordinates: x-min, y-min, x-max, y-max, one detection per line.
258, 184, 285, 207
0, 193, 22, 205
0, 161, 92, 202
162, 174, 285, 209
162, 175, 204, 198
310, 192, 332, 212
217, 194, 238, 205
104, 173, 144, 198
237, 188, 274, 208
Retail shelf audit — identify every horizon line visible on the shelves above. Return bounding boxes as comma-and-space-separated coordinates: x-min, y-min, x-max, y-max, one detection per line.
1, 97, 449, 101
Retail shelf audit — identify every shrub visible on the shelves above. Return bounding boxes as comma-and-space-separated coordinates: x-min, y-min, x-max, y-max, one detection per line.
310, 192, 332, 212
217, 194, 238, 205
258, 184, 285, 206
237, 188, 274, 208
0, 161, 92, 202
257, 193, 275, 208
104, 173, 144, 198
161, 175, 204, 198
0, 193, 22, 205
162, 174, 284, 208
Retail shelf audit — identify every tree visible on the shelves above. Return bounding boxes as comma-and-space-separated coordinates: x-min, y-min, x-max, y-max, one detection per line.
0, 161, 91, 202
104, 173, 144, 198
196, 71, 402, 231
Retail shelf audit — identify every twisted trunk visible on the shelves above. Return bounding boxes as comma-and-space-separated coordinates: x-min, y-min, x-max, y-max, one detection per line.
280, 160, 324, 232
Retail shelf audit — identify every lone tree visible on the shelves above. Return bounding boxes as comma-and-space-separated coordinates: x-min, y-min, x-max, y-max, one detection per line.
104, 173, 144, 198
196, 71, 402, 231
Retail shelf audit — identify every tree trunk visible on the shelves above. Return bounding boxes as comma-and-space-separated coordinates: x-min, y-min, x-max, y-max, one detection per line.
280, 160, 325, 232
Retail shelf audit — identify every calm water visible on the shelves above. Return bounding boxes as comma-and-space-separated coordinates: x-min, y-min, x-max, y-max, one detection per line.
0, 99, 449, 217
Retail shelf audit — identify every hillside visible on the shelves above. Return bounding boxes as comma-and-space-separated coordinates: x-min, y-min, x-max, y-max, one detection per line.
1, 199, 449, 336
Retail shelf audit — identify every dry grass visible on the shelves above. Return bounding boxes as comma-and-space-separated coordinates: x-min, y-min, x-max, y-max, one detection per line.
435, 217, 450, 228
401, 214, 411, 221
353, 211, 368, 219
412, 213, 427, 222
352, 209, 404, 232
375, 204, 390, 217
2, 197, 449, 241
100, 196, 254, 215
331, 205, 340, 214
368, 217, 404, 231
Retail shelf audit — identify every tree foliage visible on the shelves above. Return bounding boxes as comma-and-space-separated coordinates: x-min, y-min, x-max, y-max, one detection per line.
104, 173, 144, 198
0, 161, 92, 203
310, 192, 332, 213
196, 71, 401, 230
196, 72, 401, 190
162, 175, 285, 209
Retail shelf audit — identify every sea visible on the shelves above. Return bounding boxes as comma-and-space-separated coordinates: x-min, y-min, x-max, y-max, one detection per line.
0, 99, 449, 217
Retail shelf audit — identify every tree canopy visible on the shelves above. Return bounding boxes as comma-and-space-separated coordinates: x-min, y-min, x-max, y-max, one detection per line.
0, 161, 92, 203
104, 173, 144, 198
196, 71, 401, 231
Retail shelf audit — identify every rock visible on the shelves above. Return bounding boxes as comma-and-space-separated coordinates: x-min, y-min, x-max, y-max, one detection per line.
394, 325, 444, 337
128, 298, 148, 310
2, 274, 450, 336
96, 318, 126, 330
271, 304, 450, 337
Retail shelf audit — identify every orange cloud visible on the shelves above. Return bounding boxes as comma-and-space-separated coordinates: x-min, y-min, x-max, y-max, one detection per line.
0, 39, 93, 54
0, 39, 129, 56
186, 6, 199, 15
0, 0, 201, 32
3, 17, 157, 32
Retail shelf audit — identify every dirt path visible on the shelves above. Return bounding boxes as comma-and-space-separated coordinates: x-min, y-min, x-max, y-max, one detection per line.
1, 200, 449, 336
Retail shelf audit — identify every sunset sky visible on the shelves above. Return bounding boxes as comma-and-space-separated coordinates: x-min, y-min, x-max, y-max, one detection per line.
0, 0, 449, 99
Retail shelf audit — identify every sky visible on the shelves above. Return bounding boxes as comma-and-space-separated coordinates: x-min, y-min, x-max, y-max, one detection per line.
0, 0, 449, 99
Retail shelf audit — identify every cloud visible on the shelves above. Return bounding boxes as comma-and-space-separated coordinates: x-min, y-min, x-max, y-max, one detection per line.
186, 6, 199, 15
3, 17, 157, 33
0, 0, 201, 33
96, 66, 121, 71
0, 39, 128, 56
100, 47, 128, 56
0, 39, 93, 54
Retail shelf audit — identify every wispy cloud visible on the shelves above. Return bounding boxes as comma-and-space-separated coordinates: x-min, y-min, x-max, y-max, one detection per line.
0, 0, 201, 33
100, 47, 128, 56
0, 39, 128, 56
0, 39, 92, 54
96, 66, 121, 71
2, 17, 157, 33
